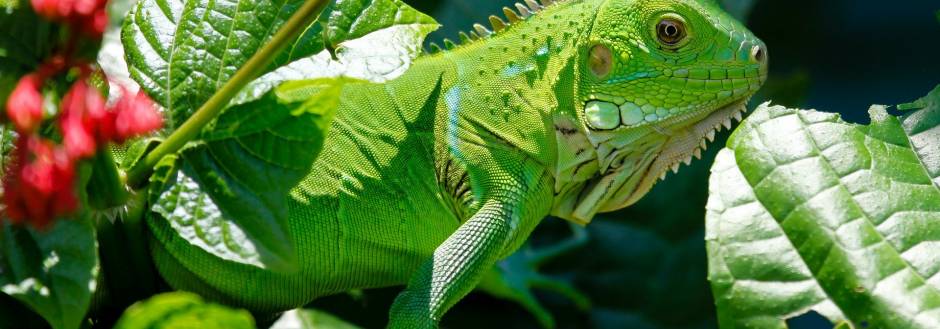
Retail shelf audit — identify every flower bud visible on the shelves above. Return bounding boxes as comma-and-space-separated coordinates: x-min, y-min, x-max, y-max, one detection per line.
73, 0, 100, 15
114, 89, 163, 142
5, 74, 44, 133
61, 116, 97, 159
59, 79, 99, 159
85, 8, 108, 38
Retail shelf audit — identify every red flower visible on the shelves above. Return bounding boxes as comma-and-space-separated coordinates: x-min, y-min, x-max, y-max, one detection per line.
59, 78, 103, 159
73, 0, 104, 15
79, 6, 108, 38
29, 0, 59, 19
2, 136, 77, 229
56, 80, 163, 160
60, 115, 97, 160
113, 88, 162, 142
0, 0, 152, 228
5, 74, 45, 133
29, 0, 108, 38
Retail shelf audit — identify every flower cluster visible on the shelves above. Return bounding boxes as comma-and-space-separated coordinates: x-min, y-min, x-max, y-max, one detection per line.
58, 75, 163, 159
1, 0, 163, 228
31, 0, 109, 38
3, 137, 77, 228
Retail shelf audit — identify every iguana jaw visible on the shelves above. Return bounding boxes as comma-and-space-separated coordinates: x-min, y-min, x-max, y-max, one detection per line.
603, 98, 749, 211
551, 97, 751, 224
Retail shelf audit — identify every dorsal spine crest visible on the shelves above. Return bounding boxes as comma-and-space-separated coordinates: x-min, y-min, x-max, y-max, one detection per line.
424, 0, 572, 55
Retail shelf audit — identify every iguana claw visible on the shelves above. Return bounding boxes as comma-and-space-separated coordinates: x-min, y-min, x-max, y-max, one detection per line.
477, 223, 591, 328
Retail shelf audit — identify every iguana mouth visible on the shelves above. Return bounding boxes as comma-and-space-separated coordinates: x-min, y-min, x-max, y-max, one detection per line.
551, 93, 754, 224
580, 70, 765, 132
587, 96, 752, 214
602, 97, 750, 211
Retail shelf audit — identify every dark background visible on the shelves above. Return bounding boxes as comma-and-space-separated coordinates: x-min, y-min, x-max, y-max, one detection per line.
307, 1, 940, 328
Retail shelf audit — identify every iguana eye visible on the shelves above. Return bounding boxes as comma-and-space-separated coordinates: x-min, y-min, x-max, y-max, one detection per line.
656, 18, 687, 46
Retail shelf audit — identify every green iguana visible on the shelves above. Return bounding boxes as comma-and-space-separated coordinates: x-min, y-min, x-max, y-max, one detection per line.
145, 0, 767, 327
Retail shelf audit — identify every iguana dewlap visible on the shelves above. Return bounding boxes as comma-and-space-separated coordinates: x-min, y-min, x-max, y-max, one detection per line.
146, 0, 767, 327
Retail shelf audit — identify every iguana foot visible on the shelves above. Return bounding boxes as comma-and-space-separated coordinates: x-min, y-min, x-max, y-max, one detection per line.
477, 223, 591, 328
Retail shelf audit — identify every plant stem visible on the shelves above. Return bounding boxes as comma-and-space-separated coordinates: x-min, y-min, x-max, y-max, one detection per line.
125, 0, 331, 188
95, 190, 158, 312
86, 147, 128, 209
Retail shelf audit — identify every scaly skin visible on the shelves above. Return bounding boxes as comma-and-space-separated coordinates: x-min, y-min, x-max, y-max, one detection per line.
146, 0, 767, 327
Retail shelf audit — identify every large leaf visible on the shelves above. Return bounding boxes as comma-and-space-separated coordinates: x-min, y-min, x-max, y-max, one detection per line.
271, 308, 363, 329
113, 292, 254, 329
0, 218, 99, 329
149, 78, 348, 270
706, 85, 940, 328
129, 0, 435, 270
897, 86, 940, 186
233, 1, 438, 104
269, 0, 437, 70
122, 0, 437, 127
98, 0, 142, 98
122, 0, 303, 127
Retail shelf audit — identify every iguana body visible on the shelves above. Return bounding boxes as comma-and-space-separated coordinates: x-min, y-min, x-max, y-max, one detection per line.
147, 0, 767, 327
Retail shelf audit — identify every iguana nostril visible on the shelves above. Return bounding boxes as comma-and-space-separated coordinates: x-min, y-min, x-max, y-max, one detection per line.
750, 45, 766, 64
588, 44, 613, 78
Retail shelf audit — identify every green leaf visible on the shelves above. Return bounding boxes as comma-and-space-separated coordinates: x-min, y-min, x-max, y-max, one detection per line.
270, 308, 363, 329
234, 0, 438, 104
149, 78, 349, 270
125, 0, 434, 269
266, 2, 334, 70
121, 0, 305, 127
896, 87, 938, 111
0, 8, 56, 105
0, 126, 13, 176
0, 218, 99, 329
0, 0, 18, 10
706, 85, 940, 328
114, 292, 254, 329
122, 0, 436, 127
0, 8, 55, 69
896, 85, 940, 187
325, 0, 437, 47
98, 0, 141, 99
271, 0, 438, 67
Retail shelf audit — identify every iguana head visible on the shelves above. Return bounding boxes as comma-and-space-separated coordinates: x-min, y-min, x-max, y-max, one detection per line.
552, 0, 767, 224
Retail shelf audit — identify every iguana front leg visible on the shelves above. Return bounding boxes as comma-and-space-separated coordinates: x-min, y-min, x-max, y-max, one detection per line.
388, 155, 553, 328
387, 201, 515, 328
